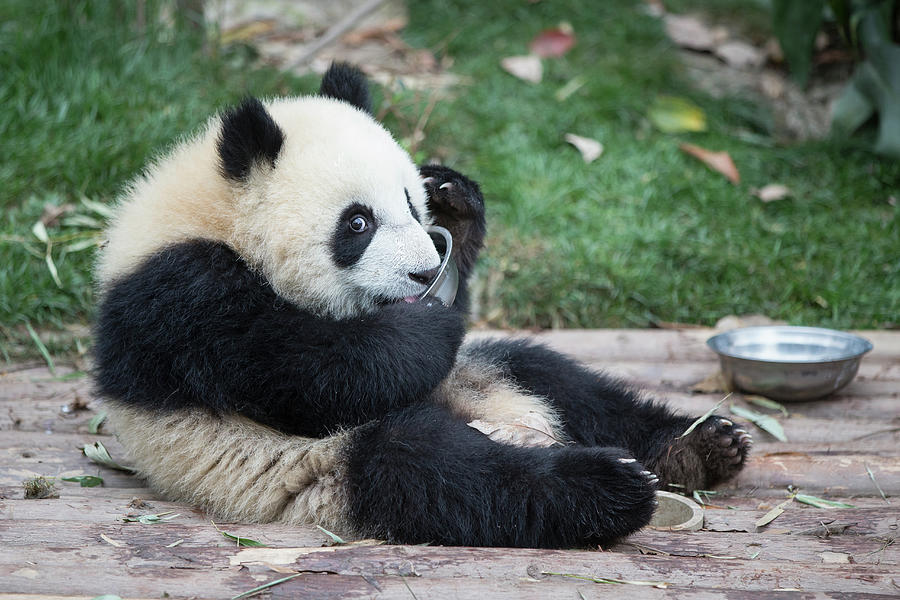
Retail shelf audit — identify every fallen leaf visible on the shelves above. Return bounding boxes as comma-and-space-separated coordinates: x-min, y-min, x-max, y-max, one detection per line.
679, 396, 728, 438
343, 16, 408, 45
100, 533, 125, 547
730, 404, 787, 442
744, 395, 789, 416
501, 55, 542, 83
794, 494, 856, 509
818, 551, 851, 564
679, 143, 740, 184
564, 133, 603, 163
754, 184, 792, 202
61, 475, 104, 488
529, 23, 576, 58
648, 96, 707, 133
714, 41, 765, 69
82, 441, 134, 472
690, 371, 731, 394
469, 411, 562, 448
664, 14, 715, 51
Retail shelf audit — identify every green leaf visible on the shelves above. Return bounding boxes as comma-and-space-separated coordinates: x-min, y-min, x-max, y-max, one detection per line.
647, 96, 707, 133
82, 441, 134, 472
25, 321, 56, 376
88, 411, 107, 434
794, 494, 856, 508
62, 475, 104, 487
316, 524, 347, 545
679, 396, 727, 439
831, 70, 875, 136
744, 395, 789, 416
31, 221, 49, 243
729, 404, 788, 442
772, 0, 826, 85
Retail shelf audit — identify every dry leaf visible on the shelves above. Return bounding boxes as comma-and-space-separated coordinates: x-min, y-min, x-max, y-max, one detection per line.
468, 412, 562, 448
714, 41, 764, 69
690, 371, 731, 394
679, 143, 740, 184
664, 14, 715, 51
501, 55, 542, 83
343, 16, 408, 45
564, 133, 603, 163
818, 552, 852, 564
529, 23, 575, 58
648, 96, 707, 133
754, 184, 791, 203
100, 533, 125, 547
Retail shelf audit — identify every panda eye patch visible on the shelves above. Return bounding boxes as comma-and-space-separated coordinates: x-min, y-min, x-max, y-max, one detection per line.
349, 215, 368, 233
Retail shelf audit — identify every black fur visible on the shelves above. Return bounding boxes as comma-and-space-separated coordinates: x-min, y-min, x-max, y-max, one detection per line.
465, 339, 750, 491
345, 403, 657, 548
217, 97, 285, 181
331, 203, 377, 268
418, 165, 487, 314
94, 240, 466, 437
319, 62, 372, 114
405, 189, 420, 223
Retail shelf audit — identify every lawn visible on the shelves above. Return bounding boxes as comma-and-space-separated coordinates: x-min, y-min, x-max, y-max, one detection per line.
1, 0, 898, 360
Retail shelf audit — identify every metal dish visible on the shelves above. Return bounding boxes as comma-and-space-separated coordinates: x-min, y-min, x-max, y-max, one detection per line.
706, 326, 873, 401
419, 226, 459, 307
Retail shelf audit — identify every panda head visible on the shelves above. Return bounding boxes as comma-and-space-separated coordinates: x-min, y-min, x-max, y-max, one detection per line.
218, 64, 440, 319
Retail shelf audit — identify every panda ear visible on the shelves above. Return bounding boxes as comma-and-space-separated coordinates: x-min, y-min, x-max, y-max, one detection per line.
319, 62, 373, 114
217, 97, 285, 181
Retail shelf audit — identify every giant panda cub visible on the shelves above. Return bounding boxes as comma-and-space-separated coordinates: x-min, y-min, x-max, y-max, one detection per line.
94, 63, 751, 549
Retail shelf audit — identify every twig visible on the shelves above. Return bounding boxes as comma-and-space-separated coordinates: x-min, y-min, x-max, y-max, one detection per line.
288, 0, 387, 68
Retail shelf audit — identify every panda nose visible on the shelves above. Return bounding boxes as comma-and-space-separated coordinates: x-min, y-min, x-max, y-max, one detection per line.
409, 266, 440, 285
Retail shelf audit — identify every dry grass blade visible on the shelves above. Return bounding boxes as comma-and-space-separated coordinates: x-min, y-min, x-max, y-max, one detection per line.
543, 571, 668, 589
730, 404, 787, 442
231, 573, 302, 600
83, 441, 134, 472
679, 396, 728, 438
866, 463, 890, 504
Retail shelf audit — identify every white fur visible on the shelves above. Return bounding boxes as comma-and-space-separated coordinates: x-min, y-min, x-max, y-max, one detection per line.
97, 97, 435, 319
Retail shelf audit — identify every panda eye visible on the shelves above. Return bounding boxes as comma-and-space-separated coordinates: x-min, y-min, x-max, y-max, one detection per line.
349, 215, 369, 233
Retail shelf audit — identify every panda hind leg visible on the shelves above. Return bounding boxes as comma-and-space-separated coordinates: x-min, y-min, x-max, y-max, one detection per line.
344, 403, 657, 548
466, 338, 751, 492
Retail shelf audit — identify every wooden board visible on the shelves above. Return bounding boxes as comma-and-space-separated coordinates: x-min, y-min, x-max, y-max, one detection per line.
2, 328, 899, 598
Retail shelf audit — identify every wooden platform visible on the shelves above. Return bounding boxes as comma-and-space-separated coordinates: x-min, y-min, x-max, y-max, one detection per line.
2, 329, 898, 599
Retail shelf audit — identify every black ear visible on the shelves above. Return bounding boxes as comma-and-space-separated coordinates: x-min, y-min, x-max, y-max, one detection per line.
319, 62, 372, 114
217, 97, 285, 181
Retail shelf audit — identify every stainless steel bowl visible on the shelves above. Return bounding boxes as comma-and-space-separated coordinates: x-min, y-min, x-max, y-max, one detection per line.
706, 326, 873, 401
419, 226, 459, 307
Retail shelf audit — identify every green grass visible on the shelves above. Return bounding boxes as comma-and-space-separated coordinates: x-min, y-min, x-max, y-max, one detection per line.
0, 1, 313, 356
401, 0, 899, 329
1, 0, 898, 361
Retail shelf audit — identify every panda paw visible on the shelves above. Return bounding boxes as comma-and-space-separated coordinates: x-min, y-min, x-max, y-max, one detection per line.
683, 415, 752, 488
419, 164, 485, 220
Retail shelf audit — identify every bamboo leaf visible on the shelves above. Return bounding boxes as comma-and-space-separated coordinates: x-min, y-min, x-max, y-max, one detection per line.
61, 475, 104, 487
794, 494, 856, 508
82, 441, 134, 472
679, 396, 728, 439
25, 321, 56, 376
88, 411, 107, 434
730, 404, 788, 442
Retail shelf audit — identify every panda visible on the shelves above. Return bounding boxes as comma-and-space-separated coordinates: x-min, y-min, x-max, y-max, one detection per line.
93, 63, 751, 549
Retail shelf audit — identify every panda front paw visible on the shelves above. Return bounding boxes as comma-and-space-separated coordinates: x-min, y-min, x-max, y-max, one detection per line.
419, 164, 486, 274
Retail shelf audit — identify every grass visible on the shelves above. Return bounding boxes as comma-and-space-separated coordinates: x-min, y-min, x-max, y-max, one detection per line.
1, 0, 898, 361
402, 0, 899, 329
